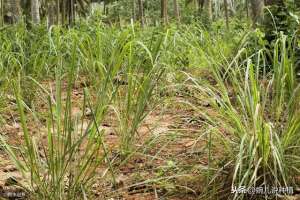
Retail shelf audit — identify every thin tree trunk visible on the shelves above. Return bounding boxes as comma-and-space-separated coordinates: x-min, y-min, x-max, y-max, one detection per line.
198, 0, 204, 14
138, 0, 144, 27
173, 0, 180, 22
205, 0, 212, 21
103, 1, 106, 14
246, 0, 249, 19
56, 0, 60, 25
68, 0, 72, 25
194, 0, 198, 10
31, 0, 40, 24
132, 0, 136, 21
10, 0, 21, 23
250, 0, 264, 26
0, 0, 3, 25
23, 0, 31, 24
224, 0, 229, 30
62, 0, 66, 25
67, 0, 75, 26
103, 0, 109, 15
72, 0, 75, 23
161, 0, 168, 25
48, 1, 56, 28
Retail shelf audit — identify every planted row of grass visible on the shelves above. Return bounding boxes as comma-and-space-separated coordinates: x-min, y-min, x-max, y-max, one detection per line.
186, 32, 300, 199
0, 23, 173, 199
0, 21, 257, 199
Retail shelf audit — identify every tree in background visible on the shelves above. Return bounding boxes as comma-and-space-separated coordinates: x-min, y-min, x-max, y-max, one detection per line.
250, 0, 264, 26
0, 0, 3, 25
47, 1, 56, 27
138, 0, 144, 27
205, 0, 212, 21
132, 0, 136, 20
161, 0, 168, 25
4, 0, 21, 23
0, 0, 298, 32
224, 0, 229, 29
31, 0, 40, 24
173, 0, 180, 22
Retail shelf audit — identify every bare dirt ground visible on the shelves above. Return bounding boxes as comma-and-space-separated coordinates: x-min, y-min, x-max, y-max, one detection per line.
0, 78, 208, 200
2, 77, 300, 200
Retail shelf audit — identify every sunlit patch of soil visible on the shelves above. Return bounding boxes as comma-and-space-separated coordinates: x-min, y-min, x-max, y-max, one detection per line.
0, 77, 210, 199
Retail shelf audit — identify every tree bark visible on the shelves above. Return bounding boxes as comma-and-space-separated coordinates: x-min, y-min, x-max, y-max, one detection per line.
67, 0, 75, 26
205, 0, 212, 21
173, 0, 180, 22
103, 0, 109, 15
132, 0, 136, 21
48, 1, 56, 27
224, 0, 229, 30
198, 0, 204, 14
56, 0, 60, 25
250, 0, 264, 26
62, 0, 66, 25
9, 0, 21, 23
31, 0, 40, 24
0, 0, 3, 25
246, 0, 249, 18
161, 0, 168, 25
138, 0, 144, 27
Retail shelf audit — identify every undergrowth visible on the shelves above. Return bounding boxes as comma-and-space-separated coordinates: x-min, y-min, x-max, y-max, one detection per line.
1, 20, 299, 200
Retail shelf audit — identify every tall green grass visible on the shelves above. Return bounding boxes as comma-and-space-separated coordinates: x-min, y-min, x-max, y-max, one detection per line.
188, 33, 300, 199
114, 38, 165, 157
0, 22, 172, 198
0, 71, 114, 199
0, 21, 255, 199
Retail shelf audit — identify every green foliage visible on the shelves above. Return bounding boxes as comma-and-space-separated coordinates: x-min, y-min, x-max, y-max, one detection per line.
262, 1, 299, 43
0, 22, 170, 198
0, 10, 299, 199
0, 71, 115, 199
188, 32, 300, 199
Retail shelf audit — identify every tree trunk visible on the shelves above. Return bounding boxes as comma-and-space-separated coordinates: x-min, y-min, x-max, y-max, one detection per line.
62, 0, 66, 25
67, 0, 75, 26
132, 0, 136, 21
103, 0, 109, 15
23, 0, 30, 24
103, 0, 106, 14
48, 1, 56, 27
198, 0, 204, 14
9, 0, 21, 23
138, 0, 144, 27
246, 0, 249, 18
250, 0, 264, 26
56, 0, 60, 25
173, 0, 180, 22
224, 0, 229, 30
31, 0, 40, 24
161, 0, 168, 25
205, 0, 212, 21
0, 0, 3, 25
